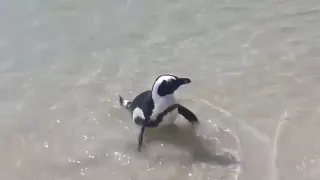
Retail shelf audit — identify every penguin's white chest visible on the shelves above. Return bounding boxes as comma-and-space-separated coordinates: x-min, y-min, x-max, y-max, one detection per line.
150, 94, 178, 127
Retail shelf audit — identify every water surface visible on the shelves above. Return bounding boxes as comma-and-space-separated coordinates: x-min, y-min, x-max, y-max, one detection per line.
1, 0, 320, 179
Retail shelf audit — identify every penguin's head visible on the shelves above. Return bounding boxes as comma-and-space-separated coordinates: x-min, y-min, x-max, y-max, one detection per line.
152, 74, 191, 97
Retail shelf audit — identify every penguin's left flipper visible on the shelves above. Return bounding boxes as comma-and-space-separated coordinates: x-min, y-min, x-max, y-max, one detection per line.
177, 104, 199, 125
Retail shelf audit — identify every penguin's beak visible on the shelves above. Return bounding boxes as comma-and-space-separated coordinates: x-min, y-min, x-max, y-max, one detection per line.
176, 77, 191, 86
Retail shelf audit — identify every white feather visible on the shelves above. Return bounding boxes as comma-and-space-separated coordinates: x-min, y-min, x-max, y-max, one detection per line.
132, 107, 145, 122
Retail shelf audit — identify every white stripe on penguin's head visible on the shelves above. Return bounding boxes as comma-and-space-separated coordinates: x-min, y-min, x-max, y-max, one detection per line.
151, 74, 191, 98
150, 74, 191, 120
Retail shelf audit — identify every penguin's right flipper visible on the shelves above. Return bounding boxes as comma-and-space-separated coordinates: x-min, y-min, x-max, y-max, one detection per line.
177, 104, 199, 125
119, 95, 131, 110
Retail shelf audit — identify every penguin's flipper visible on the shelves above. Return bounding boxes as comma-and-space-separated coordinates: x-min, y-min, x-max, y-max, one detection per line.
137, 126, 146, 152
119, 95, 132, 110
177, 104, 199, 125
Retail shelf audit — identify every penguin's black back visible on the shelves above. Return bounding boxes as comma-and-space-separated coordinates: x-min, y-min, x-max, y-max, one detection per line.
129, 90, 155, 120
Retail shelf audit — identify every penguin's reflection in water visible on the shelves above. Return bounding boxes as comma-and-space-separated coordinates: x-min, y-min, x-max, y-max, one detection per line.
143, 123, 239, 166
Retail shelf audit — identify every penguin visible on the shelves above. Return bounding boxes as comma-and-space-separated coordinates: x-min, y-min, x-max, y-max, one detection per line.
119, 74, 199, 151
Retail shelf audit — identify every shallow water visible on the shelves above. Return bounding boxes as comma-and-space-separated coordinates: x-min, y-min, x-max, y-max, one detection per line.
1, 0, 320, 179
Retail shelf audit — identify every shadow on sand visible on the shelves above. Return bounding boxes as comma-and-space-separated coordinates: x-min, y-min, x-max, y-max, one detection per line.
143, 123, 239, 166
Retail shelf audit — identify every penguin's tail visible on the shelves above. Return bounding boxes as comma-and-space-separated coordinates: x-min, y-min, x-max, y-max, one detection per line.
119, 95, 131, 110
